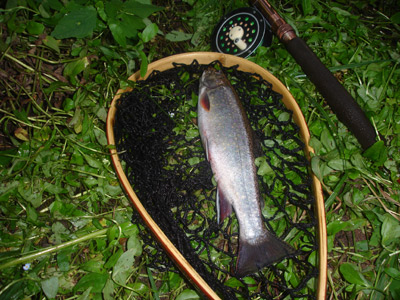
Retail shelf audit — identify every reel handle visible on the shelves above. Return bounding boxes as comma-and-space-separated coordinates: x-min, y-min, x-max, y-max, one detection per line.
249, 0, 377, 149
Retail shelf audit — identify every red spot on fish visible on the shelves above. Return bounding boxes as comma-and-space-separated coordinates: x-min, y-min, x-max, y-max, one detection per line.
201, 93, 210, 111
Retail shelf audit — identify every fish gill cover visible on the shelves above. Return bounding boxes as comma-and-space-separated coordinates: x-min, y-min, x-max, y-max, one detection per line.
113, 60, 318, 299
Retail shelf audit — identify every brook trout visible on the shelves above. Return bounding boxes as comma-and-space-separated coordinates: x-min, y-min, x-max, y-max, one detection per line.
198, 67, 294, 277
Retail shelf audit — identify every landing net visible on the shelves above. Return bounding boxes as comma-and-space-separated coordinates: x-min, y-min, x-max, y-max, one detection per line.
113, 60, 318, 299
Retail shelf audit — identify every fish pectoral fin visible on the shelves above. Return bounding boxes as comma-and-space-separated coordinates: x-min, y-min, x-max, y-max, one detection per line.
205, 138, 210, 161
216, 188, 233, 223
199, 90, 211, 112
235, 230, 295, 277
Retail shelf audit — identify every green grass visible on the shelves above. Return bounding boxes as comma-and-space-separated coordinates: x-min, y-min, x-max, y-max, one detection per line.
0, 0, 399, 299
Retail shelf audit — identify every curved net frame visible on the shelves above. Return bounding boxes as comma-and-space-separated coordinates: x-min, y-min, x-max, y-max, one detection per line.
113, 60, 318, 299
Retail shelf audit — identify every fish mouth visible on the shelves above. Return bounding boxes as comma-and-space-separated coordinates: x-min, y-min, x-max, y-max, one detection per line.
200, 67, 227, 89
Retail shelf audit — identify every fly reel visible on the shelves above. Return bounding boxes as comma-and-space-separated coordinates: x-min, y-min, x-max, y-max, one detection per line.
211, 7, 272, 58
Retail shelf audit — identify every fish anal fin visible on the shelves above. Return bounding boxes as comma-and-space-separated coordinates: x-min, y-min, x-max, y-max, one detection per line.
216, 188, 232, 223
235, 229, 295, 277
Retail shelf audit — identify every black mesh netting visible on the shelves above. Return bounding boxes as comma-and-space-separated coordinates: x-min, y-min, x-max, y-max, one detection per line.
113, 60, 319, 299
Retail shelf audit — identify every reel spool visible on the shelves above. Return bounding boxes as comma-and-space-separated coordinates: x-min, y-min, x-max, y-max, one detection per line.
211, 7, 272, 58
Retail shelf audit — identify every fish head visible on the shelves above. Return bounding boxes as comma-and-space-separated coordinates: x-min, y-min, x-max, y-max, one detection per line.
199, 67, 228, 90
198, 67, 229, 112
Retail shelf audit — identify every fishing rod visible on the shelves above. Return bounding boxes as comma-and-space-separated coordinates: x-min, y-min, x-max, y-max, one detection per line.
212, 0, 377, 150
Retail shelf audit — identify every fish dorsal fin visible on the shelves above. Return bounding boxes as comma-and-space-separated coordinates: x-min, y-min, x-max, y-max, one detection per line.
217, 187, 233, 223
251, 129, 264, 159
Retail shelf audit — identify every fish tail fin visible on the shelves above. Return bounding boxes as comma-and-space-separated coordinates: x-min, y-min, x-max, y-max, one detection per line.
235, 230, 295, 277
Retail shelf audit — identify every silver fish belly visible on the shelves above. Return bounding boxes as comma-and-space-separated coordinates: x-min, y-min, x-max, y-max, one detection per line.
198, 67, 294, 277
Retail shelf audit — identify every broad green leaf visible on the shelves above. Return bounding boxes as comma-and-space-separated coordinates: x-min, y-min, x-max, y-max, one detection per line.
327, 219, 366, 236
385, 267, 400, 280
107, 225, 120, 242
43, 80, 69, 95
165, 30, 193, 42
45, 0, 63, 11
63, 97, 75, 111
381, 214, 400, 246
77, 287, 92, 300
112, 248, 138, 285
310, 156, 322, 181
52, 221, 70, 236
320, 129, 335, 151
331, 6, 352, 17
93, 127, 108, 146
363, 140, 387, 166
120, 222, 139, 237
102, 279, 115, 300
96, 1, 107, 22
7, 12, 26, 33
122, 0, 163, 18
303, 15, 322, 23
224, 277, 245, 288
103, 182, 122, 196
74, 272, 108, 293
104, 248, 123, 269
185, 128, 199, 140
327, 158, 346, 171
256, 157, 273, 176
26, 21, 45, 35
38, 3, 51, 18
52, 6, 97, 39
43, 35, 60, 53
81, 152, 103, 169
70, 149, 84, 165
69, 108, 83, 133
141, 23, 158, 43
0, 181, 18, 201
130, 282, 148, 295
18, 181, 43, 208
109, 22, 126, 47
188, 157, 200, 166
63, 58, 88, 79
119, 13, 145, 32
81, 259, 105, 273
352, 188, 364, 205
57, 250, 70, 272
104, 0, 123, 19
99, 46, 121, 59
44, 182, 67, 194
390, 279, 400, 299
41, 276, 59, 299
340, 263, 371, 287
127, 235, 142, 256
327, 220, 350, 236
176, 289, 200, 300
309, 120, 325, 137
26, 203, 38, 223
83, 176, 98, 187
159, 272, 183, 293
391, 12, 400, 24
